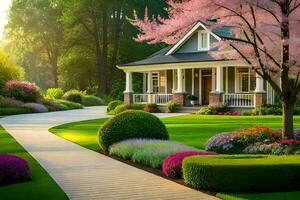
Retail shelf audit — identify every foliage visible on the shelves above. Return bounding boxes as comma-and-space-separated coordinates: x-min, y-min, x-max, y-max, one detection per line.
183, 155, 300, 192
242, 142, 300, 155
197, 103, 229, 115
113, 104, 145, 115
186, 95, 198, 101
0, 154, 30, 186
0, 107, 32, 116
0, 97, 23, 107
99, 110, 169, 151
205, 126, 281, 154
109, 139, 198, 169
162, 151, 216, 179
23, 103, 48, 113
113, 105, 127, 115
3, 80, 41, 102
166, 100, 179, 113
82, 95, 104, 107
52, 99, 83, 110
0, 50, 24, 93
40, 99, 67, 111
107, 100, 123, 112
45, 88, 64, 99
62, 89, 83, 104
144, 103, 160, 113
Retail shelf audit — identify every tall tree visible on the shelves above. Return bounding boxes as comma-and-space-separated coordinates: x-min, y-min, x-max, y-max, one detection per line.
132, 0, 300, 138
6, 0, 63, 87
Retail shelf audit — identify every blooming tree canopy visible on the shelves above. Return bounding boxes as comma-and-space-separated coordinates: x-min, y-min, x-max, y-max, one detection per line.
131, 0, 300, 138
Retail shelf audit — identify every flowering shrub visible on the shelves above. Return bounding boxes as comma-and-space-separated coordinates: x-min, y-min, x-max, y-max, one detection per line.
23, 103, 48, 113
206, 126, 281, 154
197, 103, 229, 115
166, 100, 179, 113
162, 151, 216, 178
3, 80, 41, 102
144, 103, 160, 113
0, 154, 30, 186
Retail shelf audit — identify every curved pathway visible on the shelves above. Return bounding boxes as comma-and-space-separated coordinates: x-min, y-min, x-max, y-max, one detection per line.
0, 107, 218, 200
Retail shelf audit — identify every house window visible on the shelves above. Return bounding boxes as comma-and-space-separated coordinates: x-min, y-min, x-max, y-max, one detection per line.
236, 68, 256, 92
198, 31, 209, 50
152, 72, 160, 93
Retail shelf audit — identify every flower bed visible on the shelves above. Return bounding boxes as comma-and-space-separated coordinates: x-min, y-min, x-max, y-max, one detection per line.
0, 154, 30, 186
109, 139, 199, 169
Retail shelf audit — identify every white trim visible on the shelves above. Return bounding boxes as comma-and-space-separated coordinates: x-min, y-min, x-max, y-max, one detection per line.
166, 22, 221, 56
151, 72, 160, 93
124, 71, 133, 93
199, 69, 202, 105
192, 68, 195, 95
165, 70, 168, 94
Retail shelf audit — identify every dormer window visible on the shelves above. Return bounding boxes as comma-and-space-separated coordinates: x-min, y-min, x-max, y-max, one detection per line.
198, 30, 210, 51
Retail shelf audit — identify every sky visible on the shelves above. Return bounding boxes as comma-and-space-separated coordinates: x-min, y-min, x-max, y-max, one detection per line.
0, 0, 12, 40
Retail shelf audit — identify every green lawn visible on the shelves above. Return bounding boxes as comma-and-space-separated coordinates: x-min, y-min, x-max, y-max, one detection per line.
0, 126, 68, 200
50, 114, 300, 200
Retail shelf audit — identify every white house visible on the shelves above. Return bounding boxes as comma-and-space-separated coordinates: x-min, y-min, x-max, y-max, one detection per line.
117, 22, 275, 108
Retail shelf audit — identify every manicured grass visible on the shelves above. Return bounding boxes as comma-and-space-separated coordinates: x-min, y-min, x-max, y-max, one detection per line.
49, 114, 300, 200
0, 126, 68, 200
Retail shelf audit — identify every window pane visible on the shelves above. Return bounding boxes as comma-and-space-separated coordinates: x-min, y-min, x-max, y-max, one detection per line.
202, 33, 208, 48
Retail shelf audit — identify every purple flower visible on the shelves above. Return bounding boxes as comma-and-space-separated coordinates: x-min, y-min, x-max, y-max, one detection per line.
23, 103, 48, 113
0, 154, 30, 186
162, 151, 216, 178
205, 132, 237, 153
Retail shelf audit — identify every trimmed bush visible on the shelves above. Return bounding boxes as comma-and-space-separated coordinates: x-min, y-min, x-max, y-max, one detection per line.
166, 100, 179, 113
197, 103, 229, 115
0, 107, 32, 115
45, 88, 64, 99
114, 104, 126, 115
109, 139, 198, 169
183, 155, 300, 192
0, 154, 30, 186
82, 95, 104, 106
40, 99, 66, 111
53, 99, 83, 109
144, 103, 160, 113
2, 80, 41, 102
23, 103, 48, 113
107, 100, 123, 112
113, 104, 145, 115
0, 97, 24, 107
62, 90, 83, 103
162, 151, 216, 179
99, 110, 169, 151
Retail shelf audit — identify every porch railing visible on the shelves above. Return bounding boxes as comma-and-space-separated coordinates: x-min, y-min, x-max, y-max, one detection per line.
133, 94, 173, 105
223, 93, 255, 108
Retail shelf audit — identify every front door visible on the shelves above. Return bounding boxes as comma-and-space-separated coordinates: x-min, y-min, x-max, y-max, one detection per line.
202, 70, 212, 105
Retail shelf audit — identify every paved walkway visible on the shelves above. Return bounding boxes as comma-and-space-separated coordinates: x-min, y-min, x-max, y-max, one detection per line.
0, 107, 218, 200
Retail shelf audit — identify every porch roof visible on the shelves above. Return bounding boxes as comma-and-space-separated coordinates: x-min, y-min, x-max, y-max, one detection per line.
119, 46, 226, 67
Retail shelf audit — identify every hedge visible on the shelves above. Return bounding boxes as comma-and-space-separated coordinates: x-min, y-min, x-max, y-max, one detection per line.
0, 107, 32, 115
183, 155, 300, 192
99, 110, 169, 151
107, 100, 123, 112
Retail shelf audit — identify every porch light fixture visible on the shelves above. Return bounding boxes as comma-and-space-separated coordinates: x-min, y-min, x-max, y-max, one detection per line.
195, 73, 199, 78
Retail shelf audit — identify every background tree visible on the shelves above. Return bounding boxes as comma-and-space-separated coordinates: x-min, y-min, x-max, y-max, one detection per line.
131, 0, 300, 138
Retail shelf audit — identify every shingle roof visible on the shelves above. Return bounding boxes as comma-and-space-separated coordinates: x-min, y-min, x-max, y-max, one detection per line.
119, 26, 234, 67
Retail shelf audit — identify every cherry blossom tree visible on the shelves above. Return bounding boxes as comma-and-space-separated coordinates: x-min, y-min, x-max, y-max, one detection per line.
131, 0, 300, 139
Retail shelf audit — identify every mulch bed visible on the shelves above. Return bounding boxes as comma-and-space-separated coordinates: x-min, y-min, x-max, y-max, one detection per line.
98, 150, 216, 196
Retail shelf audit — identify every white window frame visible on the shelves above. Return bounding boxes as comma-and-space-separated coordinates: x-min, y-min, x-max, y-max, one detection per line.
235, 68, 256, 93
198, 30, 210, 51
152, 72, 160, 93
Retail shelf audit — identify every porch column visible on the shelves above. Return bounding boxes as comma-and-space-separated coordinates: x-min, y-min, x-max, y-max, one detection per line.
254, 72, 266, 108
124, 71, 133, 105
216, 66, 224, 93
147, 72, 153, 93
209, 66, 223, 105
173, 68, 186, 106
177, 68, 184, 93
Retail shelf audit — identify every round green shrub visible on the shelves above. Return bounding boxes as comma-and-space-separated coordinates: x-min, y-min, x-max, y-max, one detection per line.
99, 110, 169, 151
62, 90, 83, 104
53, 99, 83, 109
183, 155, 300, 192
45, 88, 64, 99
114, 104, 126, 114
107, 100, 123, 112
82, 95, 104, 106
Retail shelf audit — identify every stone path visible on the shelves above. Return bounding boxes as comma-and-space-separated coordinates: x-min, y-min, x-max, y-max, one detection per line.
0, 107, 218, 200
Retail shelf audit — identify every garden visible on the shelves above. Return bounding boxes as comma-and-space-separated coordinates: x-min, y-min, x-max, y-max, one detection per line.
50, 111, 300, 200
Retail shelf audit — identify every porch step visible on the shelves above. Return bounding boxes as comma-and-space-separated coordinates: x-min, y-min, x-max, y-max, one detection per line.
177, 106, 202, 113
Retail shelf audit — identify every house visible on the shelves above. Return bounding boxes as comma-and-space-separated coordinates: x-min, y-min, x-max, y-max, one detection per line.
117, 22, 275, 108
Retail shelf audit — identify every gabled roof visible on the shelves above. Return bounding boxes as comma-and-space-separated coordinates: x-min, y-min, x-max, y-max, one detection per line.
119, 22, 235, 68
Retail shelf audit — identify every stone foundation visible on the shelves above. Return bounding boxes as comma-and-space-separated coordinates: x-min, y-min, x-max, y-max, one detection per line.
209, 92, 223, 105
124, 92, 133, 105
254, 92, 266, 108
173, 93, 186, 106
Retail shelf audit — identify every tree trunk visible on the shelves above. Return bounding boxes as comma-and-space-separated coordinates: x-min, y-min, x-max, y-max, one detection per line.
282, 100, 295, 139
102, 4, 109, 93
